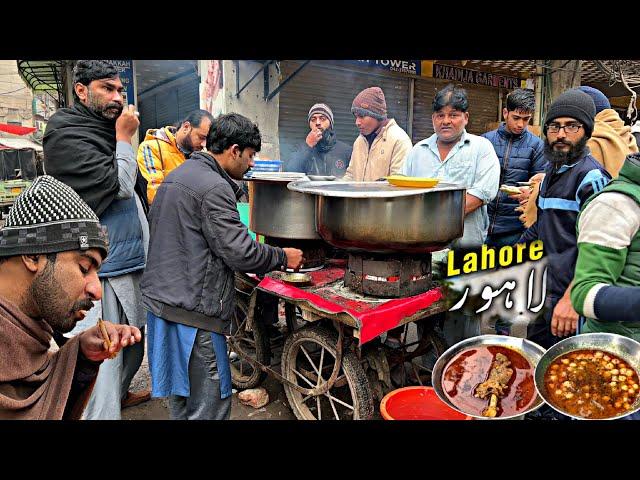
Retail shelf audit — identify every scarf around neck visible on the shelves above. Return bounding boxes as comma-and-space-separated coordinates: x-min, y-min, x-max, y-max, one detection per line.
0, 296, 90, 419
43, 102, 121, 217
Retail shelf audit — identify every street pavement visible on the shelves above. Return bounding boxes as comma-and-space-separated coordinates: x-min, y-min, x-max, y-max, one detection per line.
121, 339, 295, 420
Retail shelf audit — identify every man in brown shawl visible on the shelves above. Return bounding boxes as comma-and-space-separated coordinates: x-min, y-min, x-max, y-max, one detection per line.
0, 176, 142, 419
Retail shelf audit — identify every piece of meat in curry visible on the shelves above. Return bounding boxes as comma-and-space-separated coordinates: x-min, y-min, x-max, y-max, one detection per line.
474, 352, 514, 417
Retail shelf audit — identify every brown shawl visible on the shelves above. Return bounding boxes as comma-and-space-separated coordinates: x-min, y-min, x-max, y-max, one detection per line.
0, 297, 95, 419
588, 109, 639, 179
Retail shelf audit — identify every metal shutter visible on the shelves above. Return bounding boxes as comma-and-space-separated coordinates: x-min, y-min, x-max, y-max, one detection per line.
412, 77, 500, 142
465, 85, 499, 135
155, 89, 178, 129
138, 93, 157, 141
137, 73, 200, 141
177, 78, 200, 121
278, 61, 411, 164
412, 77, 440, 143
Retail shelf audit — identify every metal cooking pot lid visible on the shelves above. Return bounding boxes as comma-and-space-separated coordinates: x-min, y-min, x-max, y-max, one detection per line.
288, 180, 466, 198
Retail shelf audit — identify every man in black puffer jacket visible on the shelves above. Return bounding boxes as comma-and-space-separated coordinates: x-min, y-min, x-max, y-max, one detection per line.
287, 103, 352, 176
482, 89, 546, 247
141, 113, 303, 420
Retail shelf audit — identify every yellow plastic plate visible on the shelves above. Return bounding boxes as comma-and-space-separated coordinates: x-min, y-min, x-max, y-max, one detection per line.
386, 175, 440, 188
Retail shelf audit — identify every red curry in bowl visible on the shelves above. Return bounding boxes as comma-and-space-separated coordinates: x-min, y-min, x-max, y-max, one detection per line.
442, 345, 537, 418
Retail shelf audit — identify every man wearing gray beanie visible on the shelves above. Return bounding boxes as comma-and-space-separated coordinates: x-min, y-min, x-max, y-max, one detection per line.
519, 88, 612, 353
0, 175, 142, 419
288, 103, 352, 176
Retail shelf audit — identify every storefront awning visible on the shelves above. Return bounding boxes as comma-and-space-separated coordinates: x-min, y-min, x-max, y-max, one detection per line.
0, 123, 37, 136
16, 60, 67, 105
0, 135, 43, 152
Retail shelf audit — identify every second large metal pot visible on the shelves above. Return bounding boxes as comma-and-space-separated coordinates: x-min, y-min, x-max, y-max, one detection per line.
246, 175, 320, 240
288, 181, 466, 253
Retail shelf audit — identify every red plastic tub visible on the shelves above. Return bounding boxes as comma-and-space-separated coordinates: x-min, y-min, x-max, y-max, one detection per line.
380, 386, 472, 420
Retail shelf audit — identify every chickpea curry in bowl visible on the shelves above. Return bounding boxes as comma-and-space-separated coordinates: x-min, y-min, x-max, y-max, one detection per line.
535, 333, 640, 420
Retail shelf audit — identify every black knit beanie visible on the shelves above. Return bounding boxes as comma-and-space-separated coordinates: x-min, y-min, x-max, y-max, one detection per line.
544, 88, 596, 137
0, 175, 109, 259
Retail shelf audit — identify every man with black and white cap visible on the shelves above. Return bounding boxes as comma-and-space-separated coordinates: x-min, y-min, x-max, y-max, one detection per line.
519, 88, 611, 350
288, 103, 352, 177
0, 176, 142, 419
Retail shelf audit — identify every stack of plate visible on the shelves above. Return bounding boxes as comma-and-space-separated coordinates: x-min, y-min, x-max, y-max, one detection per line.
244, 171, 308, 182
249, 159, 283, 173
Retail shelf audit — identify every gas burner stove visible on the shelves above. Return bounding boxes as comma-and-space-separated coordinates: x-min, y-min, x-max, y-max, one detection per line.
264, 236, 327, 270
331, 281, 391, 303
344, 252, 433, 298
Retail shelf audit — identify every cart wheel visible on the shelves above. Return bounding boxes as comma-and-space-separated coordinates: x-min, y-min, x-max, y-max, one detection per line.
228, 296, 270, 390
281, 324, 374, 420
414, 325, 448, 385
387, 324, 448, 387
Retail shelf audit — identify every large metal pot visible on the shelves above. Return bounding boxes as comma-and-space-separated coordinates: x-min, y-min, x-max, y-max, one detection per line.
288, 181, 466, 253
245, 174, 320, 240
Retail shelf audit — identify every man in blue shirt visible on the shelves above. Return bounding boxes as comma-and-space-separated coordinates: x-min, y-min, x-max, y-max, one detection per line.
519, 88, 611, 350
403, 84, 500, 248
482, 89, 546, 247
402, 85, 500, 354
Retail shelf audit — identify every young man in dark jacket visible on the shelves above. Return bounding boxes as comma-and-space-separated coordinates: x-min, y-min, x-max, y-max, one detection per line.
482, 88, 546, 247
141, 113, 303, 420
287, 103, 352, 176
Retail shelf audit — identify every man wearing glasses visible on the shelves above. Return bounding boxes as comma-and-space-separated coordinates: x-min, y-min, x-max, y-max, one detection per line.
519, 88, 611, 351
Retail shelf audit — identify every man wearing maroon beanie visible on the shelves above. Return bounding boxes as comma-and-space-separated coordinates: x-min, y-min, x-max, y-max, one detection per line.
343, 86, 413, 181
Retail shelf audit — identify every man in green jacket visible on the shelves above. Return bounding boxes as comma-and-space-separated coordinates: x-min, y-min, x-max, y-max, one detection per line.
571, 152, 640, 340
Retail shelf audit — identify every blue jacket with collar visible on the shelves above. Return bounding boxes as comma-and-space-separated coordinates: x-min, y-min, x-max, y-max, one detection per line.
482, 124, 546, 235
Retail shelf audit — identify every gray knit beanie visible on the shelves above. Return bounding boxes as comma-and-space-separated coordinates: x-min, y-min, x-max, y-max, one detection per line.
0, 175, 109, 259
307, 103, 334, 129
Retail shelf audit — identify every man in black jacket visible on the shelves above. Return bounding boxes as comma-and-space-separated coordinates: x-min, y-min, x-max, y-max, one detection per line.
287, 103, 352, 176
141, 113, 303, 420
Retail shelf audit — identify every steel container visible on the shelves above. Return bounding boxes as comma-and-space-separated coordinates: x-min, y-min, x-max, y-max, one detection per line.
246, 175, 320, 240
288, 181, 466, 253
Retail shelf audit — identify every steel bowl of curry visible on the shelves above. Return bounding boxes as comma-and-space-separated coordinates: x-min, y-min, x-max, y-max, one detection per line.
534, 333, 640, 420
432, 335, 546, 419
